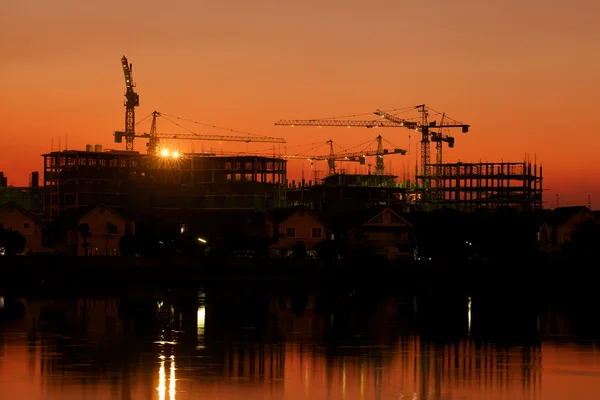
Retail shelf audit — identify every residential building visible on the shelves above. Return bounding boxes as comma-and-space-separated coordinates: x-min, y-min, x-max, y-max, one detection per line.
346, 208, 417, 260
0, 201, 51, 254
266, 206, 327, 257
538, 206, 600, 252
55, 204, 135, 256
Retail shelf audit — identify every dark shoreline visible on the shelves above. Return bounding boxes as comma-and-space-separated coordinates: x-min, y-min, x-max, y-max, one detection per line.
0, 256, 590, 293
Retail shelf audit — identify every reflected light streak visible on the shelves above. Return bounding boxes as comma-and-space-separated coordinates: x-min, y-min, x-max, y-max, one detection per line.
360, 364, 365, 400
169, 355, 176, 400
158, 355, 166, 400
342, 361, 346, 397
197, 306, 206, 350
467, 296, 472, 335
304, 362, 311, 394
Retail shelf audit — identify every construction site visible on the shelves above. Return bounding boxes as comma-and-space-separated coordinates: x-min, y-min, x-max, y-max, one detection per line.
31, 55, 544, 220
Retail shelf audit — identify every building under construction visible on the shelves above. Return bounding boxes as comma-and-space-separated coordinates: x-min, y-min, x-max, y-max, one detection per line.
287, 173, 414, 213
286, 160, 543, 213
416, 161, 543, 210
36, 55, 542, 218
276, 105, 544, 211
43, 148, 287, 219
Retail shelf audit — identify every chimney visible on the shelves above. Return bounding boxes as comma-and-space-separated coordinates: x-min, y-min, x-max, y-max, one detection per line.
30, 171, 39, 187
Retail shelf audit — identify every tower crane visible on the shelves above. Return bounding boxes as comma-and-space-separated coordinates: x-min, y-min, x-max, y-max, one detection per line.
318, 136, 406, 175
120, 55, 139, 152
274, 118, 411, 176
373, 105, 468, 186
115, 111, 286, 155
200, 135, 406, 176
115, 57, 286, 153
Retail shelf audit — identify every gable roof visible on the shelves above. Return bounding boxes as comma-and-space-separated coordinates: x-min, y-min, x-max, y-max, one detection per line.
0, 200, 45, 227
78, 204, 135, 223
51, 204, 136, 228
544, 206, 593, 228
266, 206, 327, 226
326, 207, 412, 234
349, 207, 413, 233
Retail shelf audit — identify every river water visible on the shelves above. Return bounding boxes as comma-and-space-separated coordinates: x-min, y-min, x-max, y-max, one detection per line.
0, 285, 598, 399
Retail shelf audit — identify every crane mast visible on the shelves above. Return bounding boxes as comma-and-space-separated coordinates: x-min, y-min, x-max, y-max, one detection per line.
327, 140, 336, 175
416, 104, 430, 180
121, 56, 139, 152
376, 135, 385, 175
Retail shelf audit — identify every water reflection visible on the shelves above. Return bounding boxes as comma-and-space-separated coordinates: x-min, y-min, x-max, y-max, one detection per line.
0, 288, 599, 399
157, 353, 176, 400
197, 290, 205, 350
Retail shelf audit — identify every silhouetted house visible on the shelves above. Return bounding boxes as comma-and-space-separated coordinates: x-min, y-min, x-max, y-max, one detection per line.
538, 206, 600, 252
53, 204, 136, 256
0, 201, 52, 254
266, 206, 327, 257
330, 207, 417, 260
349, 208, 416, 260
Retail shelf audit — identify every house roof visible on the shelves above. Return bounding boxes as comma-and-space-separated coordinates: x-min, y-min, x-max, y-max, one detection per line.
51, 204, 136, 228
266, 206, 327, 226
0, 200, 45, 227
328, 206, 412, 234
266, 206, 302, 224
79, 204, 136, 223
544, 206, 590, 228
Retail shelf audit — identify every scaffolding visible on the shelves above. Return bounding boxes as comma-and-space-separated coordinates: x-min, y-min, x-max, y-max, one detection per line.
416, 161, 543, 210
42, 150, 287, 218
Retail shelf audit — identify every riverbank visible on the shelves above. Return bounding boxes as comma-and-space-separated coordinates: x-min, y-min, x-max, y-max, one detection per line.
0, 256, 590, 292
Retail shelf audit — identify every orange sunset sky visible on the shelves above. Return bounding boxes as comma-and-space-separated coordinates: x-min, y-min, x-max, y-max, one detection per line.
1, 0, 599, 207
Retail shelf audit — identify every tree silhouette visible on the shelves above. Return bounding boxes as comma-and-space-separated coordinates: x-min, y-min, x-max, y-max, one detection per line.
0, 228, 26, 256
314, 239, 346, 259
292, 240, 307, 259
119, 233, 138, 257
